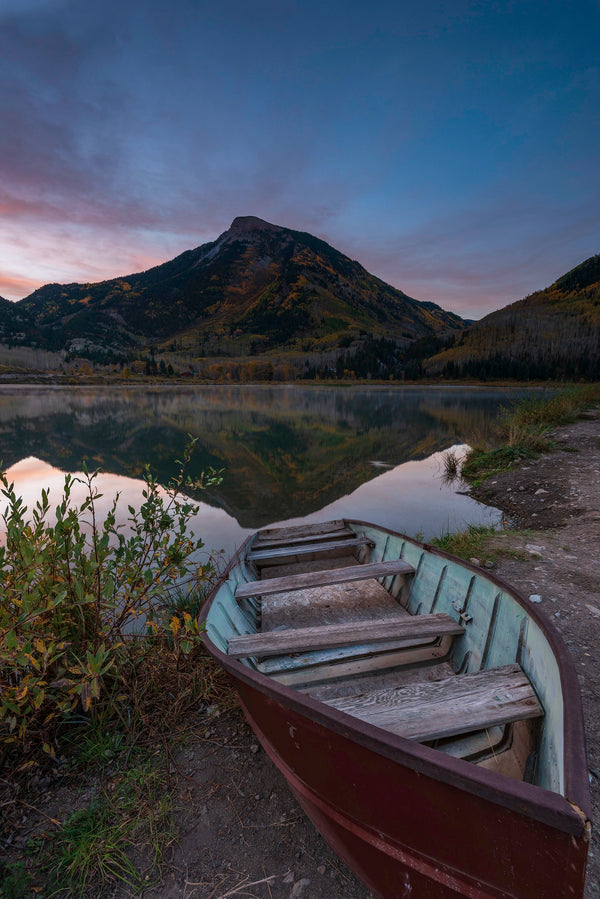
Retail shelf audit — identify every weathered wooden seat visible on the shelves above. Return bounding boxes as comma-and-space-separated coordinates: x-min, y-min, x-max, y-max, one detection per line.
234, 559, 415, 601
227, 612, 464, 658
252, 519, 354, 549
323, 663, 543, 743
246, 535, 374, 563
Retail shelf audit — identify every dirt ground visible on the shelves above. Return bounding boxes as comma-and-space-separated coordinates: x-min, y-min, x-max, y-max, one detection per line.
3, 414, 599, 898
467, 414, 600, 899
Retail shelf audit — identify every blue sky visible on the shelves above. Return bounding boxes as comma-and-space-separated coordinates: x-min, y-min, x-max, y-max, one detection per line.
0, 0, 598, 318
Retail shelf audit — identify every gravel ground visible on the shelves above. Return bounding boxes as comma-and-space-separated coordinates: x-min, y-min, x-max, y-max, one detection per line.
469, 414, 600, 899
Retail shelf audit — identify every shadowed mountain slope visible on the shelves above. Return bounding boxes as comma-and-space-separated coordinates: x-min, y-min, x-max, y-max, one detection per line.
423, 254, 600, 380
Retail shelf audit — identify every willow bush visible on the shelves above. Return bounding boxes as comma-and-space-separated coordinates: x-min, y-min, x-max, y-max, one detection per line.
0, 439, 222, 767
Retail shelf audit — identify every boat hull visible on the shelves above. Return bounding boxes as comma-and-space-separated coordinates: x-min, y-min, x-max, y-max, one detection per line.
200, 522, 591, 898
235, 680, 587, 899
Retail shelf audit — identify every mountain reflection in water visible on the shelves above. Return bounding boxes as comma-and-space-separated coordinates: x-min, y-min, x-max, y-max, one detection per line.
0, 385, 523, 557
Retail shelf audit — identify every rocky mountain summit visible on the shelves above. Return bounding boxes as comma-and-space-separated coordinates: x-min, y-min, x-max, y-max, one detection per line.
3, 219, 598, 380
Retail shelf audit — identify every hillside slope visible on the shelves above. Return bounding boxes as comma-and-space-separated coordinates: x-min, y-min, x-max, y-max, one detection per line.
423, 254, 600, 379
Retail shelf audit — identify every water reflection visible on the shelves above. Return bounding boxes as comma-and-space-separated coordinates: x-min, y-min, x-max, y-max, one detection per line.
2, 448, 498, 561
0, 385, 521, 553
2, 457, 247, 559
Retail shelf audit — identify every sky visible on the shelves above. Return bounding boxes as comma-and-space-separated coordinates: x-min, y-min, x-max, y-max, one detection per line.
1, 0, 599, 320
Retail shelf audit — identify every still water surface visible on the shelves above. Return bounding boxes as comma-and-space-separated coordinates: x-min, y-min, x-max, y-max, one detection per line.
0, 385, 524, 560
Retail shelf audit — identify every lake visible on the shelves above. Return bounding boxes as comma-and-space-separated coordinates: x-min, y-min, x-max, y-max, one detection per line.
0, 384, 524, 561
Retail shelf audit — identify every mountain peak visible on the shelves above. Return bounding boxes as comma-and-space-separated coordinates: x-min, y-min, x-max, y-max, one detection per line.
12, 217, 464, 362
228, 216, 282, 236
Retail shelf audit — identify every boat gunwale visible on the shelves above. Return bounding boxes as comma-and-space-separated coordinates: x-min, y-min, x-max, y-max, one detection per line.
199, 520, 592, 836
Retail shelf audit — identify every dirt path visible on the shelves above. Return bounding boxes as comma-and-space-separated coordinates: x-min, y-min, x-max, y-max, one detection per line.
468, 414, 600, 898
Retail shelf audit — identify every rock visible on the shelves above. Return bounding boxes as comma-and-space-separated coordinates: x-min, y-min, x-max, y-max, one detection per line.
525, 544, 545, 555
535, 488, 549, 495
529, 594, 542, 603
290, 877, 311, 897
469, 557, 481, 566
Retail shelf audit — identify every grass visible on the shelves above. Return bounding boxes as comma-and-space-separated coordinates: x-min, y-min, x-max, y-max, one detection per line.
60, 714, 126, 767
460, 384, 600, 485
2, 646, 238, 898
440, 448, 461, 482
461, 444, 540, 485
431, 524, 533, 564
37, 758, 175, 897
431, 524, 500, 559
0, 861, 33, 899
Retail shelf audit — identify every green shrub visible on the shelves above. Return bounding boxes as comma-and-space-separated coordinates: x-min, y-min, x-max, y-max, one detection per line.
0, 439, 222, 765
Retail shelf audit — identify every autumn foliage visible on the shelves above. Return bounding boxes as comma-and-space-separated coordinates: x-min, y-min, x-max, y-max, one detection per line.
0, 441, 221, 766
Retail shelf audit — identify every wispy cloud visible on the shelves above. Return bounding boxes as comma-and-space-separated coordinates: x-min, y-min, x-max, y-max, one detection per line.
1, 0, 599, 317
0, 271, 41, 299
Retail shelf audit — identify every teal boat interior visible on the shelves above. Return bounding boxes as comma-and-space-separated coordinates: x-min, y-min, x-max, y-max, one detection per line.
204, 519, 570, 796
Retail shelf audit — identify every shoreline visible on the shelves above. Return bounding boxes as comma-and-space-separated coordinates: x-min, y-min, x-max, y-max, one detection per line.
467, 414, 600, 897
174, 413, 600, 898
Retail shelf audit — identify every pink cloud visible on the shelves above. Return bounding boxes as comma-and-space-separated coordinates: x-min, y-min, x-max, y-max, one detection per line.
0, 271, 43, 301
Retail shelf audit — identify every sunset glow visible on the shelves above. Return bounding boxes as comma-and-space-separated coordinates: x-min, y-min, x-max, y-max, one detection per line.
1, 0, 599, 319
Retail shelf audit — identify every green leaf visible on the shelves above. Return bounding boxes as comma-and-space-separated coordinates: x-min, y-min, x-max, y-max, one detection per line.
4, 628, 17, 650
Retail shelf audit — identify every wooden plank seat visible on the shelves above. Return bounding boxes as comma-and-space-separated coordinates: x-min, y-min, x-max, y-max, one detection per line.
228, 612, 465, 658
234, 559, 415, 601
246, 536, 374, 563
323, 663, 543, 743
253, 520, 355, 550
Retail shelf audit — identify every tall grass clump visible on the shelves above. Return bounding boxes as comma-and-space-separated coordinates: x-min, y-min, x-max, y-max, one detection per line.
441, 449, 461, 483
462, 384, 600, 484
0, 438, 228, 768
431, 524, 500, 559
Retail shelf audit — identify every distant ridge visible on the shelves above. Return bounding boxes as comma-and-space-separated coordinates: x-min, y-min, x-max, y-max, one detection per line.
2, 221, 598, 381
422, 254, 600, 380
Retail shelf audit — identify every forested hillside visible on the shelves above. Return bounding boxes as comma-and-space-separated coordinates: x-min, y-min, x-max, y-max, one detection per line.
421, 254, 600, 380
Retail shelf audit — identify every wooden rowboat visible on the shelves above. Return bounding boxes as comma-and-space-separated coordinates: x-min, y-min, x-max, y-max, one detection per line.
200, 519, 591, 898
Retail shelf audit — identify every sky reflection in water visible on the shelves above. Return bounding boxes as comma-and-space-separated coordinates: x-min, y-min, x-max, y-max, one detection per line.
4, 446, 500, 563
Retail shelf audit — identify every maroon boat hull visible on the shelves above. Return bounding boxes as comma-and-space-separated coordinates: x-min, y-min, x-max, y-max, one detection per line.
236, 682, 588, 899
200, 527, 590, 898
